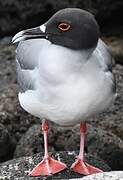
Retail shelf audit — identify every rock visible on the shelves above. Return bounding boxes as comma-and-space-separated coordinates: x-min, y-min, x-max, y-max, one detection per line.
86, 125, 123, 170
0, 151, 111, 179
14, 125, 42, 158
14, 123, 79, 158
82, 171, 123, 180
14, 123, 123, 171
0, 38, 39, 162
0, 123, 15, 162
0, 38, 16, 91
0, 37, 12, 45
103, 36, 123, 65
14, 124, 55, 158
0, 83, 39, 162
0, 1, 123, 37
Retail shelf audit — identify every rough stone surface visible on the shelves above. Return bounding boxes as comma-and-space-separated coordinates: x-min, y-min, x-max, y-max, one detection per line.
14, 124, 80, 159
13, 124, 43, 158
0, 38, 16, 91
0, 1, 123, 37
0, 123, 15, 162
103, 36, 123, 65
14, 124, 123, 171
14, 124, 55, 158
0, 151, 111, 180
81, 171, 123, 180
86, 125, 123, 170
0, 38, 38, 162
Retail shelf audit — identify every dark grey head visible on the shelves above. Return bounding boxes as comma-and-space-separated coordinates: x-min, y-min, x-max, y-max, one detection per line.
12, 8, 99, 50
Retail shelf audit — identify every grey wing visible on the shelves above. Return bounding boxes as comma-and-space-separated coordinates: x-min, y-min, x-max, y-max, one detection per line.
97, 39, 115, 71
16, 39, 50, 92
16, 59, 35, 93
17, 40, 41, 70
97, 39, 116, 93
16, 40, 38, 92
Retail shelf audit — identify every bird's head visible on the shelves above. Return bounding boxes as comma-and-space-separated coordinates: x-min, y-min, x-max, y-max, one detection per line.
12, 8, 99, 50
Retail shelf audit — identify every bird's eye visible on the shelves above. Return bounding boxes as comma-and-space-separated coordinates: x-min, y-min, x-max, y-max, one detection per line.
58, 23, 71, 31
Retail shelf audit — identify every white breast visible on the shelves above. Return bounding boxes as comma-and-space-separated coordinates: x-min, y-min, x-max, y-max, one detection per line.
18, 42, 115, 126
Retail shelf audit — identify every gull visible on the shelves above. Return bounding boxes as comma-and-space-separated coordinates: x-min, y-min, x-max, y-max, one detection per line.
12, 8, 116, 176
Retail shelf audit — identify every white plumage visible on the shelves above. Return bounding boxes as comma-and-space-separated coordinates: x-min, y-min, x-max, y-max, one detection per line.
17, 39, 116, 126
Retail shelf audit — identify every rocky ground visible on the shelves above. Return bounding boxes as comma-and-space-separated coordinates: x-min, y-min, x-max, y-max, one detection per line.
0, 35, 123, 175
0, 151, 111, 179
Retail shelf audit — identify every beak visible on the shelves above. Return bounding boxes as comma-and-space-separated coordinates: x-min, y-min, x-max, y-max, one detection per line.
12, 24, 48, 44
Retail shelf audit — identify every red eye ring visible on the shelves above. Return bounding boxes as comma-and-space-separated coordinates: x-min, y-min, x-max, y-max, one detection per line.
58, 23, 71, 31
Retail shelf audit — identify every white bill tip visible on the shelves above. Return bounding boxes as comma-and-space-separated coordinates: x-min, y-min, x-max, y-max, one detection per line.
40, 24, 46, 33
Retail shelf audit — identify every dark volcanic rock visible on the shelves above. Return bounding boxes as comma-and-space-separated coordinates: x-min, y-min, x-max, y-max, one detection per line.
103, 36, 123, 65
0, 0, 123, 37
0, 151, 111, 179
14, 123, 123, 171
14, 125, 43, 158
0, 123, 15, 162
0, 83, 39, 162
0, 38, 39, 162
14, 124, 79, 159
86, 125, 123, 170
0, 38, 16, 91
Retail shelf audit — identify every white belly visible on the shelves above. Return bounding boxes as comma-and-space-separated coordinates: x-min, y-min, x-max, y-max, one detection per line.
19, 70, 115, 126
18, 42, 116, 126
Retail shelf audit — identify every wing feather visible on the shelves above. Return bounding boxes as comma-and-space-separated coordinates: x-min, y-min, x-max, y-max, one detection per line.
16, 59, 35, 92
97, 39, 116, 93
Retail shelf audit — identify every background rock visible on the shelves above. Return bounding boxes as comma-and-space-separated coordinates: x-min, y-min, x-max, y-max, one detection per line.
0, 123, 15, 162
14, 123, 123, 171
0, 38, 38, 162
14, 124, 55, 158
0, 0, 123, 37
0, 151, 111, 179
14, 124, 80, 159
103, 37, 123, 65
86, 125, 123, 170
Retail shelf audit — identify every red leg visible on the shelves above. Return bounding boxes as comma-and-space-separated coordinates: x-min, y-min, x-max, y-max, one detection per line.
29, 119, 67, 176
71, 122, 103, 175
